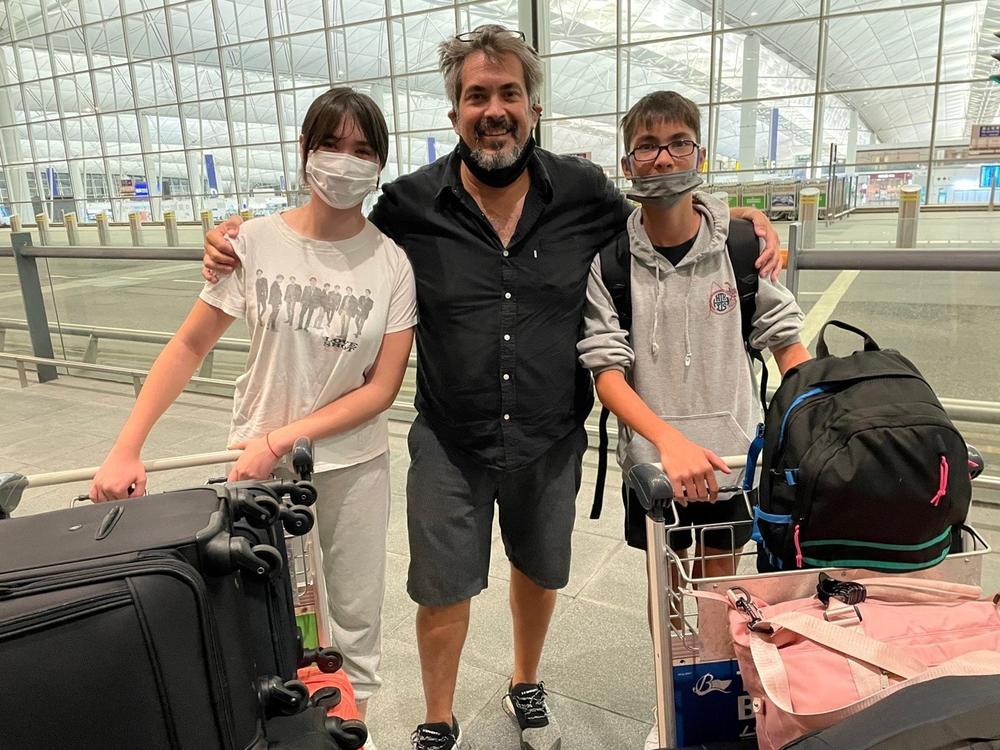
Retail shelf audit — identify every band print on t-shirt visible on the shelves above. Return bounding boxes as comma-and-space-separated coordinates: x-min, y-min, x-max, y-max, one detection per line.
252, 267, 376, 352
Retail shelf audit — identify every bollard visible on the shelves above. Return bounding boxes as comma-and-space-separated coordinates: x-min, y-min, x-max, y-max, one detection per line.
798, 188, 819, 249
201, 210, 214, 236
35, 213, 51, 245
9, 214, 21, 232
895, 185, 921, 248
95, 212, 112, 246
64, 211, 81, 245
240, 209, 253, 222
164, 210, 180, 246
129, 212, 144, 246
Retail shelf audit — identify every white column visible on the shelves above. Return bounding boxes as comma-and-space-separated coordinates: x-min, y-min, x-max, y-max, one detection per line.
845, 110, 858, 175
738, 34, 760, 174
69, 160, 86, 219
0, 64, 30, 213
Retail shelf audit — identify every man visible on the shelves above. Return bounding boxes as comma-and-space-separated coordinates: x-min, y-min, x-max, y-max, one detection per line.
267, 273, 283, 332
312, 283, 331, 330
284, 274, 302, 325
202, 24, 780, 750
254, 268, 268, 326
356, 288, 374, 336
326, 283, 343, 327
297, 276, 319, 329
339, 285, 359, 338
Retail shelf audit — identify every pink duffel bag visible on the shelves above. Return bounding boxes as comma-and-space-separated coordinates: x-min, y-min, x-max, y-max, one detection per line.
719, 576, 1000, 750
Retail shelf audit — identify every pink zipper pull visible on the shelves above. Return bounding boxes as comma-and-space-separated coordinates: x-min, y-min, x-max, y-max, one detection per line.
794, 524, 804, 568
930, 455, 949, 506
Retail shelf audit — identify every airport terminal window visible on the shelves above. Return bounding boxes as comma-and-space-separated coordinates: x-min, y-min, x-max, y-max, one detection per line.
1, 0, 998, 221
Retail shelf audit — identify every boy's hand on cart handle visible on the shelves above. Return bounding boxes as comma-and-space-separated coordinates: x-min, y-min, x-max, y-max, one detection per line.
227, 436, 281, 482
90, 449, 147, 502
655, 431, 730, 505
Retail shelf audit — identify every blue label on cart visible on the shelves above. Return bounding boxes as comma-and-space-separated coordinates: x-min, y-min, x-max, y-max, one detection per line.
673, 659, 756, 745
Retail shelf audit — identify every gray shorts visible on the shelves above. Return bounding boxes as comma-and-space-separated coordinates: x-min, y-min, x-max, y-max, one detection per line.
405, 415, 587, 607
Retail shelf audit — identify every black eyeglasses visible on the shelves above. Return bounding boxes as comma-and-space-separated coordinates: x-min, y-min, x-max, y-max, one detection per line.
628, 139, 699, 162
455, 28, 527, 43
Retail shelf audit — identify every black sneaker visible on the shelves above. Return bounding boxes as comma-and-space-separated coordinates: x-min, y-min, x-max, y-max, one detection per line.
502, 682, 561, 750
411, 715, 461, 749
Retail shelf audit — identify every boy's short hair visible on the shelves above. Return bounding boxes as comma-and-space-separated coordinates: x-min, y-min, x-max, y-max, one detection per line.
621, 91, 701, 153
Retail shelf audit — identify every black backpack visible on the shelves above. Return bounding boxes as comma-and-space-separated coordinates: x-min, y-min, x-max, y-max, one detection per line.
590, 218, 763, 518
746, 320, 971, 572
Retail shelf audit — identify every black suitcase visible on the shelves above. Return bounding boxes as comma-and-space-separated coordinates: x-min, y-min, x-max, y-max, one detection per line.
781, 675, 1000, 749
0, 485, 289, 750
230, 480, 342, 681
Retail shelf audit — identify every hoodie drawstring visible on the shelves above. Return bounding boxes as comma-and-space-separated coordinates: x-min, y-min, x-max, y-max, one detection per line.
683, 271, 693, 367
651, 263, 661, 357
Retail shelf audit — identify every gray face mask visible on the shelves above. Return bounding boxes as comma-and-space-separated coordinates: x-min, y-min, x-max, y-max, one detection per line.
626, 169, 704, 208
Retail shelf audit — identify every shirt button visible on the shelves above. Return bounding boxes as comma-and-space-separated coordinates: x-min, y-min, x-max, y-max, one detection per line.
502, 373, 510, 381
502, 250, 509, 257
503, 413, 510, 421
504, 292, 512, 299
503, 334, 511, 341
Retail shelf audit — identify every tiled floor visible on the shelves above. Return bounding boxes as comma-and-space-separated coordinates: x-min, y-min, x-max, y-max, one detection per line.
2, 367, 998, 749
0, 368, 656, 749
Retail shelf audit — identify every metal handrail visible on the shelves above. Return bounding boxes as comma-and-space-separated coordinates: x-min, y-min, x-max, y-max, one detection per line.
14, 245, 202, 261
783, 229, 1000, 297
0, 317, 420, 369
0, 317, 250, 352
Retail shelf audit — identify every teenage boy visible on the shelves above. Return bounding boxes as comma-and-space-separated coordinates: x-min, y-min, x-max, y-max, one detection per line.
577, 91, 811, 748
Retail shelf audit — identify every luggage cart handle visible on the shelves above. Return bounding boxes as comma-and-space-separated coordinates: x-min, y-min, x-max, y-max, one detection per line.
0, 451, 236, 518
625, 455, 748, 512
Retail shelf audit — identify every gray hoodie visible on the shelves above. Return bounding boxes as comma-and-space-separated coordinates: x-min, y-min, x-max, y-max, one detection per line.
577, 192, 804, 478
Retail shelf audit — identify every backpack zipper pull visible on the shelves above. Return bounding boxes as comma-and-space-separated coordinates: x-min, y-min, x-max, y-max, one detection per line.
930, 455, 948, 506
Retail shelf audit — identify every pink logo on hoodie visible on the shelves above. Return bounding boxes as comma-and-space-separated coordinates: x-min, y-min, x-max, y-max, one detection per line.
708, 282, 738, 315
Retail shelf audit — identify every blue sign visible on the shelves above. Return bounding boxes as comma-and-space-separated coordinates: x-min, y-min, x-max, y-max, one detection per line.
205, 153, 218, 191
427, 136, 437, 163
672, 659, 756, 745
44, 167, 59, 198
979, 125, 1000, 138
134, 180, 149, 198
980, 164, 1000, 189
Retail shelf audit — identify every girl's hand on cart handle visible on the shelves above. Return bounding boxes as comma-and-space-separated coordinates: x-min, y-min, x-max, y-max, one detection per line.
90, 448, 147, 502
228, 435, 281, 482
654, 430, 730, 505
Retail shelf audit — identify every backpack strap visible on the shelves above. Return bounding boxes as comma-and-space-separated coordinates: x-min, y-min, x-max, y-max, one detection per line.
726, 218, 768, 414
592, 231, 631, 520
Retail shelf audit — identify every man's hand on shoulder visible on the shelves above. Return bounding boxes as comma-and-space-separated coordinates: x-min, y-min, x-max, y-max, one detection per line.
202, 215, 244, 283
731, 206, 781, 281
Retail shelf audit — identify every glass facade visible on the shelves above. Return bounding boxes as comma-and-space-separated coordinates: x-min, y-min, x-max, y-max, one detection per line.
1, 0, 998, 224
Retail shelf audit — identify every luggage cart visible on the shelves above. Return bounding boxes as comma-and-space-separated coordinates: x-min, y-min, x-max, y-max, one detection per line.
287, 525, 333, 650
625, 454, 993, 750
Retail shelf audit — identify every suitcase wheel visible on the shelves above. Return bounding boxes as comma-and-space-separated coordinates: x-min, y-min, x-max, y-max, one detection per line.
237, 493, 282, 528
280, 505, 315, 536
289, 481, 318, 507
259, 676, 310, 717
300, 646, 343, 674
310, 685, 342, 711
324, 717, 367, 750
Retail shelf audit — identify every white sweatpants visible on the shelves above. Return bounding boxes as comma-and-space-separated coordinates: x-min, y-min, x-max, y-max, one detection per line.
299, 452, 390, 702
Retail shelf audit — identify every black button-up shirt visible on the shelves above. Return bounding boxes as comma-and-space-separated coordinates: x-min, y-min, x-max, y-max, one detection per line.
369, 148, 630, 470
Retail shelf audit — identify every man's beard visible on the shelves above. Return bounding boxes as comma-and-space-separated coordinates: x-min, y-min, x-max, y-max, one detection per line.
469, 116, 524, 171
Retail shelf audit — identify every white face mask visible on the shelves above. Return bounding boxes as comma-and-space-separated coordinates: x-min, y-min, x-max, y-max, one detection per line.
305, 150, 379, 209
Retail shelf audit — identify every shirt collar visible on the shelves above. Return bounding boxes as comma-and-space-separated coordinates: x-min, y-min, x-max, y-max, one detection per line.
434, 146, 554, 207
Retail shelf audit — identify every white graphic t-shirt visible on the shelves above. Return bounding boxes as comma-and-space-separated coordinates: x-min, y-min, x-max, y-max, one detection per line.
199, 212, 417, 470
